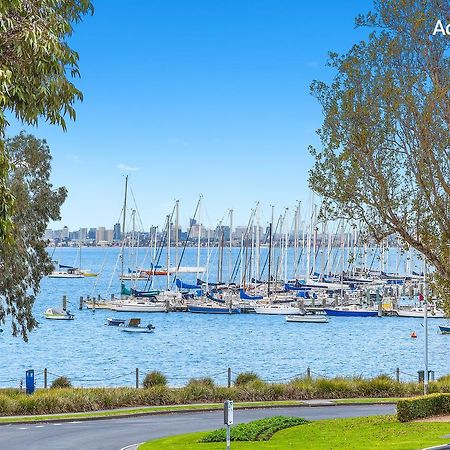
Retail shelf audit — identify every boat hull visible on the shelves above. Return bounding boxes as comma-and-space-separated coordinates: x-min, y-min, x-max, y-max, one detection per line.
188, 305, 241, 314
324, 309, 378, 317
254, 306, 303, 315
120, 327, 154, 333
439, 326, 450, 334
286, 315, 328, 323
112, 303, 167, 313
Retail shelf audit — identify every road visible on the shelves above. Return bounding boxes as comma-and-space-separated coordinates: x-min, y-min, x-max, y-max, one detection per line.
0, 404, 395, 450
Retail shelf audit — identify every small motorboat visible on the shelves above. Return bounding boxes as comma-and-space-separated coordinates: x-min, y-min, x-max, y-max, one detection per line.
106, 318, 126, 326
439, 325, 450, 335
119, 318, 155, 333
286, 313, 328, 323
44, 308, 74, 320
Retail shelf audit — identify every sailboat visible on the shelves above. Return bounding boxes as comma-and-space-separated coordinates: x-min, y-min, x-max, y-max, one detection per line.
48, 264, 84, 278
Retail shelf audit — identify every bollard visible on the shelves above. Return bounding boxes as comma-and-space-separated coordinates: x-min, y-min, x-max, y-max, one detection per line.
396, 368, 400, 383
227, 367, 232, 388
44, 368, 48, 388
135, 368, 139, 388
306, 367, 311, 378
62, 295, 67, 311
111, 293, 115, 301
79, 296, 83, 310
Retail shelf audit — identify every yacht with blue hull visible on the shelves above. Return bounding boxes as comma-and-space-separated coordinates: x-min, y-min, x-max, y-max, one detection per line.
324, 306, 379, 317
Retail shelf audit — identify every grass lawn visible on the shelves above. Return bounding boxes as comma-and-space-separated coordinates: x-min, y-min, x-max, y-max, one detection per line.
0, 400, 302, 423
139, 416, 450, 449
334, 397, 401, 404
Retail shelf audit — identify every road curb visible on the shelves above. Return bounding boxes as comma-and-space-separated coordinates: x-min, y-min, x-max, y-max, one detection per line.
119, 443, 143, 450
0, 401, 398, 425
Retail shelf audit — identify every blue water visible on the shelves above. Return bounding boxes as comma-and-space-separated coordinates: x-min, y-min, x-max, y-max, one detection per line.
0, 247, 446, 388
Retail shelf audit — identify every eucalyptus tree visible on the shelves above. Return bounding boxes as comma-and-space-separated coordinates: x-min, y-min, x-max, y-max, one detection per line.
0, 1, 92, 337
1, 133, 67, 339
309, 0, 450, 307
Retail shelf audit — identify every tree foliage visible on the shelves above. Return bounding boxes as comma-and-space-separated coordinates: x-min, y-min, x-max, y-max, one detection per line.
0, 133, 66, 340
0, 132, 66, 339
0, 1, 91, 336
309, 0, 450, 305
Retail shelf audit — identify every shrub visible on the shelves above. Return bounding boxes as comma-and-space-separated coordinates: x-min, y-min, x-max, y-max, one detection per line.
50, 376, 71, 389
143, 371, 167, 388
186, 377, 215, 388
199, 416, 309, 442
397, 393, 450, 422
235, 372, 260, 386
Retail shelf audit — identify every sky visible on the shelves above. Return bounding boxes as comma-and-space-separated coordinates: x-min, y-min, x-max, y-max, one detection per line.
7, 0, 373, 232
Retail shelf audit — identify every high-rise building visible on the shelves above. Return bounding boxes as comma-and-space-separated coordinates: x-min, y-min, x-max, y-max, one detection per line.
96, 226, 105, 243
88, 228, 96, 240
79, 228, 88, 241
215, 225, 231, 241
113, 223, 121, 241
105, 229, 114, 243
61, 226, 69, 240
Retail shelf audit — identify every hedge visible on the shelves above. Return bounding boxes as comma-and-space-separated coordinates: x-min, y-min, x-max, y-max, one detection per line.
397, 393, 450, 422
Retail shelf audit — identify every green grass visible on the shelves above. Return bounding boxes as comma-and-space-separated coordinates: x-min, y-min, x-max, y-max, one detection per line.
139, 415, 450, 449
334, 397, 402, 404
0, 400, 302, 423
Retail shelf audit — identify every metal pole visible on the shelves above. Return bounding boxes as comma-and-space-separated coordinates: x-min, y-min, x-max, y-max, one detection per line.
226, 425, 231, 450
227, 367, 231, 388
396, 368, 400, 383
135, 368, 139, 389
424, 261, 429, 395
306, 367, 311, 379
44, 368, 47, 389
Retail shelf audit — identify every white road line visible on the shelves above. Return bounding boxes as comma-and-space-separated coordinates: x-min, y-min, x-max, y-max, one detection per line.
52, 423, 62, 426
69, 421, 81, 424
18, 427, 28, 430
34, 425, 44, 428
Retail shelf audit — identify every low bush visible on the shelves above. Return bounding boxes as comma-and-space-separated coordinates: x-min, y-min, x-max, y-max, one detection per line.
50, 376, 72, 389
186, 377, 215, 388
235, 372, 260, 386
143, 371, 167, 388
397, 393, 450, 422
198, 416, 309, 442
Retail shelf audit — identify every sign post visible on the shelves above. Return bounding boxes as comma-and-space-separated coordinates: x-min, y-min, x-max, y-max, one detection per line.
224, 400, 233, 450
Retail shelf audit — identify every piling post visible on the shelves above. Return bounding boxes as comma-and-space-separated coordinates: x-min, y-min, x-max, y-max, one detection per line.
306, 367, 311, 379
44, 368, 48, 388
62, 295, 67, 311
227, 368, 232, 388
111, 293, 115, 301
396, 368, 400, 383
135, 368, 139, 388
79, 296, 83, 310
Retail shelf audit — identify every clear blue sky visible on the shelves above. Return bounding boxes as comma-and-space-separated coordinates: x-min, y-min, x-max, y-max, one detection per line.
7, 0, 372, 231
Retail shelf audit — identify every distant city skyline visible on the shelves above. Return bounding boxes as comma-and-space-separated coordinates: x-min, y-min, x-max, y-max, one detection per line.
5, 0, 372, 229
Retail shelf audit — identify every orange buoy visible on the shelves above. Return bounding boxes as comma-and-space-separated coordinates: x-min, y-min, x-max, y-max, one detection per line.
411, 331, 417, 339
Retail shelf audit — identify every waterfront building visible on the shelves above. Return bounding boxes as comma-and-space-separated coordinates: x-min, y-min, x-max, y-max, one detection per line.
113, 223, 121, 241
96, 226, 105, 243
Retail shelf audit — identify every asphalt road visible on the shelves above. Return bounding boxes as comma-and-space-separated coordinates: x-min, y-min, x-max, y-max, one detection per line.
0, 404, 396, 450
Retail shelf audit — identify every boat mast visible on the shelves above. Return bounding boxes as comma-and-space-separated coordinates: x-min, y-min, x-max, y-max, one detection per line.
267, 221, 272, 297
120, 175, 128, 298
312, 204, 317, 278
306, 194, 314, 279
196, 195, 202, 281
174, 200, 179, 290
131, 209, 136, 289
166, 214, 171, 291
228, 209, 233, 285
293, 201, 299, 280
